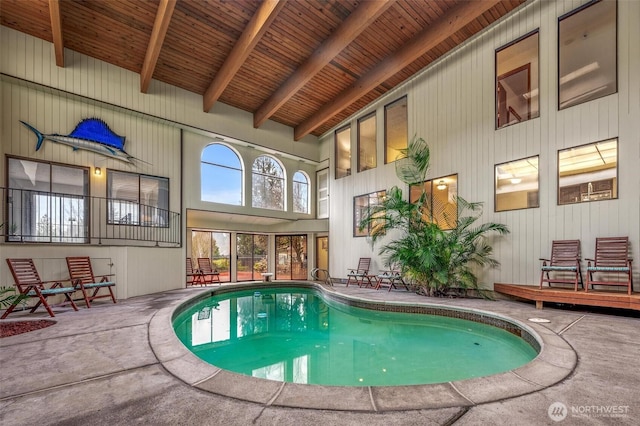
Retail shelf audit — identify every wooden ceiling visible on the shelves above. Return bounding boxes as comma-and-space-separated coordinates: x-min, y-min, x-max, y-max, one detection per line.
1, 0, 527, 140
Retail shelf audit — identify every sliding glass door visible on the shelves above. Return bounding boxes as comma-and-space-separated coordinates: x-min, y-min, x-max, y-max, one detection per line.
275, 235, 307, 280
237, 233, 268, 281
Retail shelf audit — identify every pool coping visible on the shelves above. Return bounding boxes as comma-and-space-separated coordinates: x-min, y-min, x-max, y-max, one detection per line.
149, 282, 577, 412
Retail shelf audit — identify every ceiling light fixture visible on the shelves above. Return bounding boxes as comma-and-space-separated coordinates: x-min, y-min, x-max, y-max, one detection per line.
437, 180, 447, 190
510, 177, 522, 184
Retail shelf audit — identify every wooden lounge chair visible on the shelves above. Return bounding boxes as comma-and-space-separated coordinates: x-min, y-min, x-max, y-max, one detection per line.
197, 258, 221, 284
346, 257, 372, 287
66, 256, 117, 308
186, 258, 204, 286
2, 258, 79, 319
375, 270, 410, 292
539, 240, 583, 291
585, 237, 633, 295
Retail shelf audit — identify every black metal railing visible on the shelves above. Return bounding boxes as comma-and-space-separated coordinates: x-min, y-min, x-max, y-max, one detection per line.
1, 187, 181, 246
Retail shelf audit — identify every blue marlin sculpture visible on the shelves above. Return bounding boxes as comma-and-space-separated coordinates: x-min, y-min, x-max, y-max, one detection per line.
21, 118, 141, 164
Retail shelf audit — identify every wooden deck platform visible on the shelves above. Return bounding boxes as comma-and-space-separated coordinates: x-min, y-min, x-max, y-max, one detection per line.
494, 283, 640, 311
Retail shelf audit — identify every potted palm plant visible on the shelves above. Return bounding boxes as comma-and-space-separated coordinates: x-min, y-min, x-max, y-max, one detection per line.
359, 136, 509, 297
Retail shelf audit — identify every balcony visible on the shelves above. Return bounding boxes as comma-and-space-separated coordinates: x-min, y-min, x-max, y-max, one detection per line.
1, 187, 181, 247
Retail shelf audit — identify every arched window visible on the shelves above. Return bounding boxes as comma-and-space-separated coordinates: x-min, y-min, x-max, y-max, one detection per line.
252, 155, 284, 210
293, 171, 309, 214
201, 143, 243, 205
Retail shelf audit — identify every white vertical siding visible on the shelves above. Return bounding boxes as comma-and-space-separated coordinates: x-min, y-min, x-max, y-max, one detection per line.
323, 0, 640, 289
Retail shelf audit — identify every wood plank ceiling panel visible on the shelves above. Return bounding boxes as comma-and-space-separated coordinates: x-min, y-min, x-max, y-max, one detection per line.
0, 0, 528, 138
153, 0, 257, 95
59, 0, 158, 73
0, 0, 53, 42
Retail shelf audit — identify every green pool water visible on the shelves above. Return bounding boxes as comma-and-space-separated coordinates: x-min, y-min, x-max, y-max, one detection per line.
172, 287, 537, 386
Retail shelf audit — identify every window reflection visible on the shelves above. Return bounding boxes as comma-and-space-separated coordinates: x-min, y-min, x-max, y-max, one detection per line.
495, 156, 539, 212
558, 139, 617, 205
191, 300, 230, 346
384, 96, 408, 163
358, 113, 377, 172
558, 0, 617, 109
496, 31, 539, 129
354, 190, 386, 237
409, 174, 458, 230
335, 126, 351, 179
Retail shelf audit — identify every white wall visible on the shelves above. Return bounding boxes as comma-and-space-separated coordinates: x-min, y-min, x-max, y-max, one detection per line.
0, 25, 321, 298
321, 0, 640, 289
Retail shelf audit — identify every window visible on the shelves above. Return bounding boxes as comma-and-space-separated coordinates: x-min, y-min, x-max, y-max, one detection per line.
354, 190, 385, 237
357, 113, 376, 172
558, 0, 617, 110
201, 143, 243, 205
495, 156, 539, 212
335, 126, 351, 179
293, 171, 309, 214
316, 168, 329, 219
108, 170, 169, 227
385, 96, 408, 163
191, 230, 231, 282
409, 174, 458, 230
496, 31, 539, 129
558, 139, 617, 205
7, 158, 89, 243
252, 155, 285, 210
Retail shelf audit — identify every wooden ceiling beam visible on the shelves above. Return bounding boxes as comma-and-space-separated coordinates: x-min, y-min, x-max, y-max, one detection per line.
140, 0, 176, 93
253, 0, 395, 129
294, 0, 501, 141
203, 0, 286, 113
48, 0, 64, 67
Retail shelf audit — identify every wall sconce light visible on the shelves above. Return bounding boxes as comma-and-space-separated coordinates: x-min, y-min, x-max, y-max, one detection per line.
436, 180, 447, 190
94, 167, 102, 176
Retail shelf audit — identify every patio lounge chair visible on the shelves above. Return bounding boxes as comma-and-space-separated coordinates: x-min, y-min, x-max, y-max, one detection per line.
346, 257, 372, 287
197, 258, 221, 284
66, 256, 117, 308
585, 237, 633, 295
2, 258, 79, 319
186, 258, 204, 286
539, 240, 583, 291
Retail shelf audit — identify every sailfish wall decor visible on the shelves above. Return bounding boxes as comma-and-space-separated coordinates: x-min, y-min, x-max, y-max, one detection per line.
21, 118, 144, 164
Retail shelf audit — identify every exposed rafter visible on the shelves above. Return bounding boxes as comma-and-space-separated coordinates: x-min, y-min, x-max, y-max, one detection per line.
48, 0, 64, 67
1, 0, 526, 139
253, 0, 395, 129
203, 0, 286, 113
140, 0, 176, 93
294, 0, 502, 141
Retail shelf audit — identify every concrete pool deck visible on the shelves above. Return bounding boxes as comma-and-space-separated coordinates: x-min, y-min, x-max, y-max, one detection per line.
1, 283, 638, 425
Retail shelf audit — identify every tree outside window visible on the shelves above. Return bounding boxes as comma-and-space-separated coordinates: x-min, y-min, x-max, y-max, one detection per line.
293, 171, 309, 214
252, 155, 285, 210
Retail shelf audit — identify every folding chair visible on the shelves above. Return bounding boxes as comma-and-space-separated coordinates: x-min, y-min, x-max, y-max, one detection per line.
539, 240, 583, 291
2, 258, 79, 318
586, 237, 633, 295
186, 258, 204, 286
346, 257, 372, 287
197, 258, 221, 284
66, 256, 117, 308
